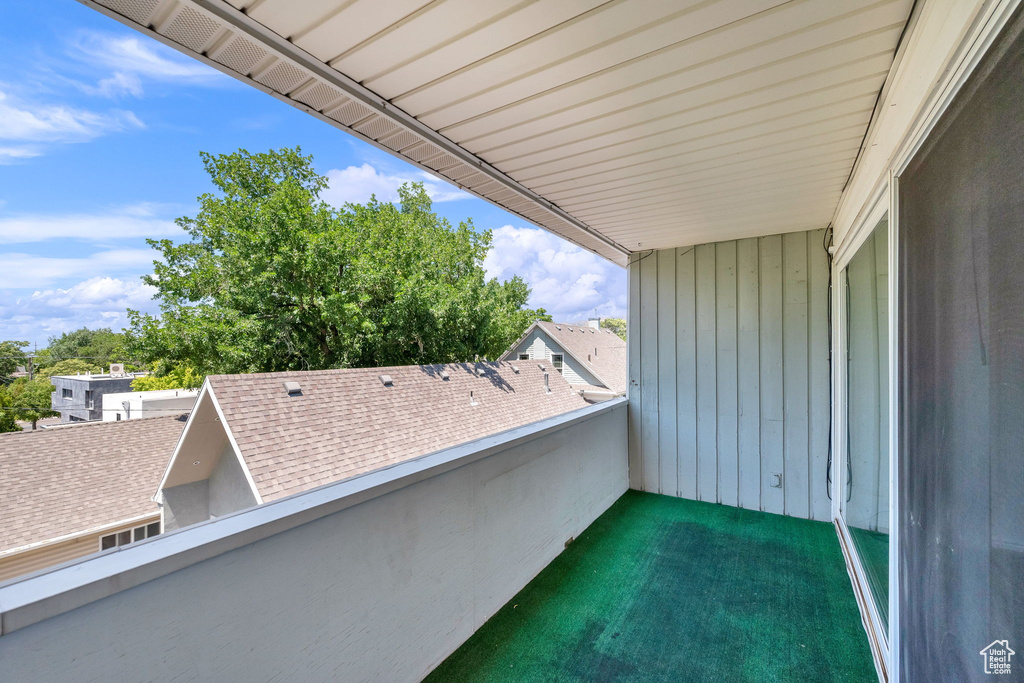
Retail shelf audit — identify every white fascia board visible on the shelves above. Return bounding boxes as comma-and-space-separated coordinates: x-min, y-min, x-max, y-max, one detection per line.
0, 398, 625, 636
154, 380, 212, 499
0, 513, 162, 561
497, 321, 541, 362
206, 383, 264, 505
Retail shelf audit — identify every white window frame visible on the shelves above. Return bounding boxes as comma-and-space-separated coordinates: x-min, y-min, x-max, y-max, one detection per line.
550, 354, 563, 372
98, 521, 161, 552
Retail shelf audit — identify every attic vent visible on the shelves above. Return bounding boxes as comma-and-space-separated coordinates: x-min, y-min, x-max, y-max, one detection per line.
470, 390, 479, 406
568, 327, 574, 331
283, 381, 302, 396
537, 363, 547, 372
379, 375, 394, 387
543, 371, 551, 394
439, 370, 450, 380
510, 365, 520, 374
555, 325, 562, 330
475, 367, 487, 377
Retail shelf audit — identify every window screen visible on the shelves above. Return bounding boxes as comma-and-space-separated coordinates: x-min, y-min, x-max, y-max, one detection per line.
898, 9, 1024, 680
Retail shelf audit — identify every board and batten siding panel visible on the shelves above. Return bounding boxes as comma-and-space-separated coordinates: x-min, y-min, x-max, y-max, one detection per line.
626, 229, 831, 521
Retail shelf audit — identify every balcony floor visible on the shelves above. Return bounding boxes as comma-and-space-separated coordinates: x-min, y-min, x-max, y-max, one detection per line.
427, 490, 874, 682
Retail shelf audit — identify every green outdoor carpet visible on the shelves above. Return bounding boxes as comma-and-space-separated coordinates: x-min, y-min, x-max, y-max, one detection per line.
426, 490, 875, 683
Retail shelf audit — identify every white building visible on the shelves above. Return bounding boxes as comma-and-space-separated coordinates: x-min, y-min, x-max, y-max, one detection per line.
101, 388, 200, 422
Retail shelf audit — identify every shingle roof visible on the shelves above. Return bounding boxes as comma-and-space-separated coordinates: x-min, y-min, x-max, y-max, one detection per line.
207, 361, 588, 502
535, 322, 627, 394
0, 416, 187, 554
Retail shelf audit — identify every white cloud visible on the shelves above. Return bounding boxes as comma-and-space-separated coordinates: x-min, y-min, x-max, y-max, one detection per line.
29, 276, 158, 310
0, 89, 144, 144
0, 146, 42, 164
0, 276, 159, 343
0, 205, 180, 244
322, 163, 471, 207
0, 249, 158, 288
70, 32, 228, 88
484, 225, 626, 322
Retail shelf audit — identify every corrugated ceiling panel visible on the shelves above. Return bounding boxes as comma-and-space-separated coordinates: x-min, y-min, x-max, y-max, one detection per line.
85, 0, 914, 261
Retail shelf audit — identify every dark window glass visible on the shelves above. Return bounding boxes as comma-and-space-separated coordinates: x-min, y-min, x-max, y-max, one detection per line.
117, 530, 131, 546
100, 535, 115, 550
133, 527, 147, 542
146, 522, 161, 538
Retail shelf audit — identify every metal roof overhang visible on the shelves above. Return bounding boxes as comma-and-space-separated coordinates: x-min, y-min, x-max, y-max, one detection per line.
80, 0, 914, 266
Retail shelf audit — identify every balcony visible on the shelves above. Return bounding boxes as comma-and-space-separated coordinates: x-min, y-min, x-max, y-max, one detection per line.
429, 490, 873, 682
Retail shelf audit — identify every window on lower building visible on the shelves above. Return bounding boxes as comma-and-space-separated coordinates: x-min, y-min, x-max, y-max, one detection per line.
551, 354, 563, 372
84, 390, 93, 408
518, 353, 530, 360
100, 522, 161, 551
61, 388, 72, 400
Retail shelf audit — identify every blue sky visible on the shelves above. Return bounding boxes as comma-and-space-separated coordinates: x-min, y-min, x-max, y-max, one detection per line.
0, 0, 625, 349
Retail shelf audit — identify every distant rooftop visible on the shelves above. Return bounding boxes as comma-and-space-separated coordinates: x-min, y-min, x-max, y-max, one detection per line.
0, 415, 188, 554
170, 361, 588, 503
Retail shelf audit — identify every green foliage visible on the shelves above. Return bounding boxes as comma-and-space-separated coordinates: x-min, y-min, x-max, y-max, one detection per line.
124, 147, 548, 373
0, 340, 29, 382
39, 359, 102, 378
600, 317, 627, 341
0, 386, 19, 433
132, 364, 204, 391
42, 327, 127, 368
7, 377, 58, 429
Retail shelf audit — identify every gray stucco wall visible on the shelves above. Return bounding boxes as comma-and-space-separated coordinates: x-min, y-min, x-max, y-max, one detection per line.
160, 480, 209, 531
208, 446, 258, 518
0, 402, 627, 682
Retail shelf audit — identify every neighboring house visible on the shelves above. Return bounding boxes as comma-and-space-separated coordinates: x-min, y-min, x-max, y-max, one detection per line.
158, 361, 587, 530
500, 319, 627, 401
0, 415, 187, 583
102, 388, 200, 422
49, 367, 144, 423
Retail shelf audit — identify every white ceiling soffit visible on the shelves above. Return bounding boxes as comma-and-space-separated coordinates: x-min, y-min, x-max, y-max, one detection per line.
81, 0, 914, 264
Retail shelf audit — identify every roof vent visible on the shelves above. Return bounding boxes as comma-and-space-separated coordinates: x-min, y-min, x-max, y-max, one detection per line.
283, 381, 302, 396
568, 327, 574, 331
555, 325, 562, 330
510, 365, 520, 374
439, 370, 450, 380
543, 371, 551, 394
379, 375, 394, 387
537, 363, 547, 372
470, 390, 479, 406
475, 367, 487, 377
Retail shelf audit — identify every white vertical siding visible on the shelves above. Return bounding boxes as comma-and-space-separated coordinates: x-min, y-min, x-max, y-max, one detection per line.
627, 229, 831, 521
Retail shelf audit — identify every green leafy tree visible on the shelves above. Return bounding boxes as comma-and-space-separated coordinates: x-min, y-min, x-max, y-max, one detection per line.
42, 328, 127, 369
7, 378, 58, 430
39, 359, 102, 378
0, 340, 29, 382
132, 364, 204, 391
600, 317, 627, 341
124, 147, 548, 373
0, 386, 20, 433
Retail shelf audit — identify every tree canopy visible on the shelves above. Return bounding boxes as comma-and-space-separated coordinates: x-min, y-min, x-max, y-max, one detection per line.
0, 340, 28, 382
600, 317, 627, 341
132, 364, 203, 391
124, 147, 548, 374
42, 328, 128, 368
